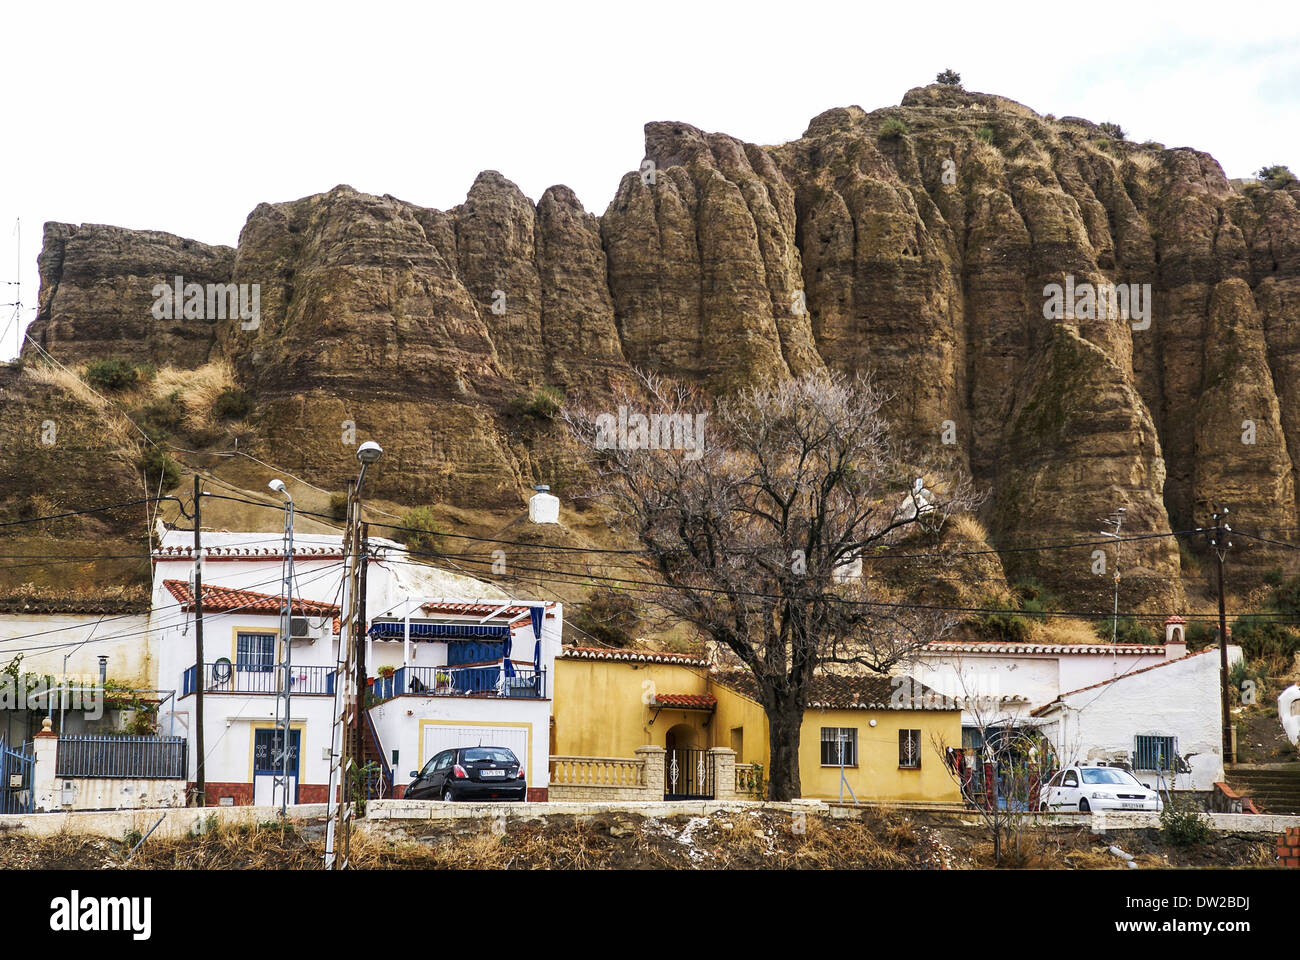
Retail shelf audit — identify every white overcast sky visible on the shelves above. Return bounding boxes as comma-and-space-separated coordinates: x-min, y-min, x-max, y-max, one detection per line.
2, 0, 1297, 359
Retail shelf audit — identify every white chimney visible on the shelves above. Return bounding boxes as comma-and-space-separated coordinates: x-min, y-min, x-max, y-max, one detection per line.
529, 484, 559, 524
1164, 616, 1187, 659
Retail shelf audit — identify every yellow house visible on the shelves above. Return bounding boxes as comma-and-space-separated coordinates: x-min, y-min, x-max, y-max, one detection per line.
552, 646, 961, 802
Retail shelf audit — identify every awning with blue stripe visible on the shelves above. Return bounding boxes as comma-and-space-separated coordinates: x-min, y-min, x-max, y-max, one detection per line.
367, 621, 511, 641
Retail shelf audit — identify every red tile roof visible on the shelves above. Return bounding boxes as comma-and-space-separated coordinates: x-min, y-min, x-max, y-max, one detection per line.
1030, 648, 1218, 716
559, 645, 711, 667
925, 640, 1165, 655
162, 579, 340, 632
652, 693, 717, 709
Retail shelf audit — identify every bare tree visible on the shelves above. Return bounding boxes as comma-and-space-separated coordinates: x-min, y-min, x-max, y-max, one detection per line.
921, 662, 1057, 865
564, 370, 980, 799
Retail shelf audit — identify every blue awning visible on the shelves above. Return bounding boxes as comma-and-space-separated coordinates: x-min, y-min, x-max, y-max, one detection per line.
368, 621, 511, 641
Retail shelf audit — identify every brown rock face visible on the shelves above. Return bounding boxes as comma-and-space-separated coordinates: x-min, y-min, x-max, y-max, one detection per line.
16, 85, 1300, 609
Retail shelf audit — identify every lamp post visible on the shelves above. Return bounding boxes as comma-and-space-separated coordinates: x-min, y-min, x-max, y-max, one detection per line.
269, 478, 296, 816
324, 440, 383, 870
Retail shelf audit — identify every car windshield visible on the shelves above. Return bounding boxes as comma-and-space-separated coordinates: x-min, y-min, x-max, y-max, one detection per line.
1081, 768, 1141, 786
463, 748, 517, 764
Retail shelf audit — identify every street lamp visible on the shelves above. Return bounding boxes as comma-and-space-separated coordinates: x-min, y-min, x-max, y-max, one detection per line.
325, 441, 383, 869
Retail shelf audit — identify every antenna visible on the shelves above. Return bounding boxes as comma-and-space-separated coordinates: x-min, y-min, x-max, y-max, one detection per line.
1097, 506, 1126, 647
2, 219, 23, 361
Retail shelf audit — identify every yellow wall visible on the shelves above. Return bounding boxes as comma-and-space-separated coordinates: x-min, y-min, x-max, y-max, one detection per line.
554, 659, 962, 803
552, 659, 712, 757
796, 706, 961, 802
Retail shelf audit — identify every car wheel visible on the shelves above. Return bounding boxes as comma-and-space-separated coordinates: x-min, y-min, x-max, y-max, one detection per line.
442, 787, 455, 802
1078, 798, 1090, 813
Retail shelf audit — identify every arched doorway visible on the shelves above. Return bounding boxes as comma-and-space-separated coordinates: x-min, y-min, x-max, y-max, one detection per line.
664, 723, 712, 799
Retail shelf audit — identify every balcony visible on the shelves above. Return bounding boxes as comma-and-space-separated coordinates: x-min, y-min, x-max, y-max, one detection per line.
369, 664, 546, 702
182, 662, 335, 697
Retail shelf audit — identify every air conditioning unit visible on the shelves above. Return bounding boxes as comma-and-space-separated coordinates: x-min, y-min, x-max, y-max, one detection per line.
290, 617, 311, 638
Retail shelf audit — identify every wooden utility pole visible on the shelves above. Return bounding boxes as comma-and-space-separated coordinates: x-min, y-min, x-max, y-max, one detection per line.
192, 474, 206, 807
1211, 508, 1233, 765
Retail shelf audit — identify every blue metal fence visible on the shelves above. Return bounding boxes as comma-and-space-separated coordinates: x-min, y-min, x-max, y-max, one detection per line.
371, 665, 546, 701
55, 735, 188, 779
0, 737, 34, 814
183, 663, 335, 697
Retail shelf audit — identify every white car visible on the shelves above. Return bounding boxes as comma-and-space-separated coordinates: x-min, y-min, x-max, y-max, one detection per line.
1040, 765, 1163, 813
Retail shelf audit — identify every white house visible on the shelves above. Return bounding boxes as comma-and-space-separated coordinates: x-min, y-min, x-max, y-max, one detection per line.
905, 617, 1242, 792
1032, 645, 1242, 792
151, 530, 562, 805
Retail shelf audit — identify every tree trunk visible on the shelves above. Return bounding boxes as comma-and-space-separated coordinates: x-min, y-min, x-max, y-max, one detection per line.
766, 696, 805, 800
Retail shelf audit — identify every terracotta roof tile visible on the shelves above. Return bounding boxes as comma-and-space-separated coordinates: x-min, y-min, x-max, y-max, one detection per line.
559, 645, 710, 667
163, 579, 340, 632
653, 693, 717, 709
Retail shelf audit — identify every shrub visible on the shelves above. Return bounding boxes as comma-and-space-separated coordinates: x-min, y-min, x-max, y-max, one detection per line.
1014, 579, 1058, 621
1184, 621, 1215, 651
1160, 794, 1211, 846
878, 118, 908, 140
975, 126, 994, 144
1229, 615, 1300, 669
1099, 121, 1126, 140
1256, 165, 1297, 188
138, 444, 181, 492
973, 610, 1031, 643
1093, 617, 1156, 644
213, 386, 252, 420
514, 386, 565, 420
328, 492, 348, 520
85, 359, 142, 392
935, 69, 961, 87
571, 590, 641, 647
396, 506, 446, 555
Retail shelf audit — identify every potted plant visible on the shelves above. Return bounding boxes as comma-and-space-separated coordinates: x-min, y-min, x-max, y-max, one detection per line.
377, 665, 396, 679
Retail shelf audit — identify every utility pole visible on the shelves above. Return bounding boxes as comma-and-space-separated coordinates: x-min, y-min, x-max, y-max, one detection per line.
1210, 508, 1234, 765
324, 442, 382, 870
192, 474, 206, 807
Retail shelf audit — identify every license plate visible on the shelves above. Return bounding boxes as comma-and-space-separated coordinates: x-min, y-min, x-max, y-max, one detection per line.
1121, 802, 1144, 809
480, 770, 505, 778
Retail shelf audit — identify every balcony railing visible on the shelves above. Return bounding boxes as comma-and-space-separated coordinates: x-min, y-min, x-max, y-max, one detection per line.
182, 662, 335, 697
370, 664, 546, 702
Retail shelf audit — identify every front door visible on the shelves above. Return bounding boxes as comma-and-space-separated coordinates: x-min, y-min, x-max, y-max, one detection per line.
253, 728, 300, 806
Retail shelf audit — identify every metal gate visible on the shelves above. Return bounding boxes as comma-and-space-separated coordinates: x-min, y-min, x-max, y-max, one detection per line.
664, 747, 714, 800
0, 737, 35, 815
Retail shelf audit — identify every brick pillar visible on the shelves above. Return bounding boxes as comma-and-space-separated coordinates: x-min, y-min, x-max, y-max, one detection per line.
635, 746, 665, 801
32, 716, 59, 812
1280, 827, 1300, 867
710, 747, 736, 800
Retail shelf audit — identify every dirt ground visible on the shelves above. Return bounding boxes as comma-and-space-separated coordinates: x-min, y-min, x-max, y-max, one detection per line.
0, 807, 1281, 870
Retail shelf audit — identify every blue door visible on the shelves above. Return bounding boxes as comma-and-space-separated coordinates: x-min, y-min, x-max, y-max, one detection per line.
253, 728, 300, 806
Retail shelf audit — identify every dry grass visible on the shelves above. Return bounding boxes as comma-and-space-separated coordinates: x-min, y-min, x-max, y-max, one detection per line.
23, 362, 137, 448
149, 360, 237, 433
1028, 617, 1103, 645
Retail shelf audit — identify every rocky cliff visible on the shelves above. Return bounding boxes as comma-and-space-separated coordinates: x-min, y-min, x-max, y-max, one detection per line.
11, 84, 1300, 612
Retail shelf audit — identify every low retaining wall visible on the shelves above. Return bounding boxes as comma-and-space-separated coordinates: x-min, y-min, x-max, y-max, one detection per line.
0, 803, 329, 839
51, 777, 187, 812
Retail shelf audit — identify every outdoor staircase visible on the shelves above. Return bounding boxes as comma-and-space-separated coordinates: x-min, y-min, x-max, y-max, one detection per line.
360, 714, 392, 799
1226, 763, 1300, 815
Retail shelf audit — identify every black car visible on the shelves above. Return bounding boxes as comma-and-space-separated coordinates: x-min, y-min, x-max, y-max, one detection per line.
407, 746, 527, 801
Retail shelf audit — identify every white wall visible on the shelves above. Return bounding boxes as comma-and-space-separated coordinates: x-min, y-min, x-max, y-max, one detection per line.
1039, 648, 1243, 792
370, 694, 551, 792
907, 645, 1179, 727
0, 612, 154, 688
